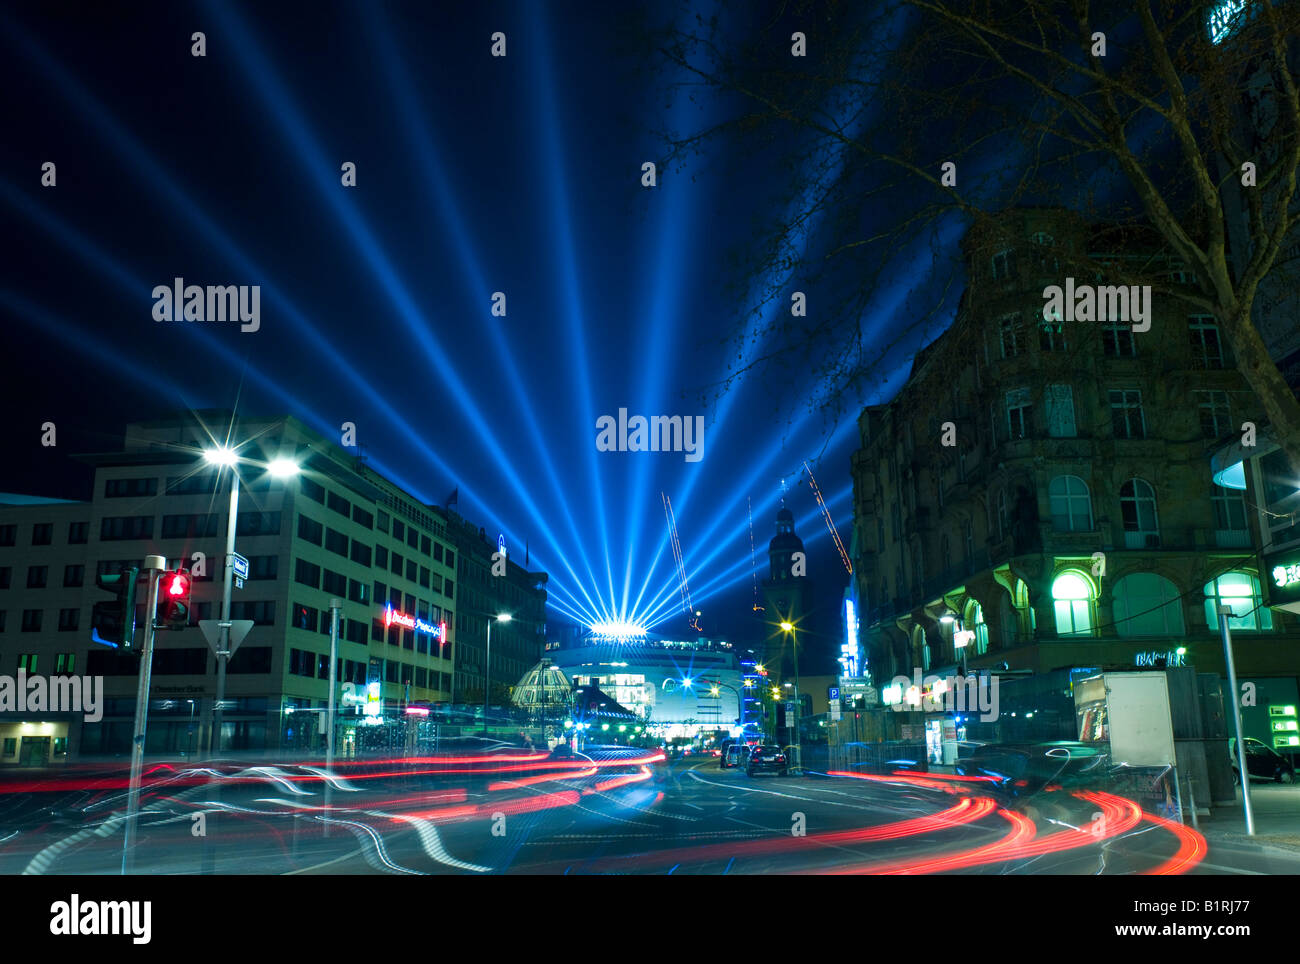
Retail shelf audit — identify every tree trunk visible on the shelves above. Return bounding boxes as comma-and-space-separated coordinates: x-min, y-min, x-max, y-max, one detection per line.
1220, 302, 1300, 479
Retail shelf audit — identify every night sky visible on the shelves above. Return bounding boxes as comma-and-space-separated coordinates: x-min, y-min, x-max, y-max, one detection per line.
0, 1, 941, 668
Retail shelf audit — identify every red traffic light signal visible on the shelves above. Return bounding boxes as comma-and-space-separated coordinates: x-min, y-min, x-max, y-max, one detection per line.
158, 569, 193, 629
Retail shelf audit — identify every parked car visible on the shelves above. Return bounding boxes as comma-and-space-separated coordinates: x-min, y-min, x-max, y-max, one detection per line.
746, 744, 788, 777
722, 743, 749, 769
1229, 738, 1296, 784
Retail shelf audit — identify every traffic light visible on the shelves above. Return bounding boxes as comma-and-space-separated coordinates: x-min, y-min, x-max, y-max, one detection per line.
158, 569, 193, 629
92, 566, 140, 650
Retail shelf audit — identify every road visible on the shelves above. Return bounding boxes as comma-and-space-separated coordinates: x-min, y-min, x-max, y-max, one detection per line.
2, 748, 1298, 875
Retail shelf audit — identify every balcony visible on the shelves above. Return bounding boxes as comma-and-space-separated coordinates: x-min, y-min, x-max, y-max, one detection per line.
1215, 528, 1251, 549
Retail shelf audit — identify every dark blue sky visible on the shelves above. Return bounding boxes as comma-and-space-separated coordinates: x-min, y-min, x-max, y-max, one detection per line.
0, 1, 941, 666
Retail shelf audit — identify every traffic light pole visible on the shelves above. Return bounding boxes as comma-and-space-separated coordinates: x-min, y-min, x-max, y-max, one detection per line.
210, 473, 239, 757
122, 555, 166, 875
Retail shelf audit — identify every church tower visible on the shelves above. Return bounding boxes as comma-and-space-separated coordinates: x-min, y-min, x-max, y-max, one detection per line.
759, 507, 813, 681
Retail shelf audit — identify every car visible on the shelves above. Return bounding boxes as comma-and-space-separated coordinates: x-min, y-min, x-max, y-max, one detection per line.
1229, 738, 1296, 784
746, 744, 788, 777
548, 743, 575, 760
721, 743, 749, 769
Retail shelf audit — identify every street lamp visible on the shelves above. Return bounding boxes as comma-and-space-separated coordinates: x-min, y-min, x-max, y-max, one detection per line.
201, 446, 299, 755
483, 613, 511, 735
778, 621, 802, 773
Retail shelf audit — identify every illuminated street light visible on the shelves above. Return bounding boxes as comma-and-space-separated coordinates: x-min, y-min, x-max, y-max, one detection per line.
267, 457, 300, 478
779, 621, 794, 632
203, 446, 238, 467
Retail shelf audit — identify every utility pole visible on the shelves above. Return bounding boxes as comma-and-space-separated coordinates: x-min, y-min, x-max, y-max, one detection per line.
122, 555, 166, 875
326, 599, 341, 769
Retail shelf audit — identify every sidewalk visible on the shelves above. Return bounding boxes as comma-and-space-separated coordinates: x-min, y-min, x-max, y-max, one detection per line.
1192, 783, 1300, 849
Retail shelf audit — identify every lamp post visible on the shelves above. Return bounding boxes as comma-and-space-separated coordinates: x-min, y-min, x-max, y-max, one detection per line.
483, 613, 511, 735
203, 448, 300, 756
780, 621, 802, 772
1219, 604, 1255, 835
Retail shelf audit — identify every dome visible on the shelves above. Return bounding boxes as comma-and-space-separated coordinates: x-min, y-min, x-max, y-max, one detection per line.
512, 658, 573, 713
777, 507, 794, 524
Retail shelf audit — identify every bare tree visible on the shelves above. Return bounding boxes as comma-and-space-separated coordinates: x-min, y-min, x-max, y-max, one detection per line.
653, 0, 1300, 472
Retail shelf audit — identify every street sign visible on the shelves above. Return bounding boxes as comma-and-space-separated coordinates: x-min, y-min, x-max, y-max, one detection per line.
231, 553, 249, 580
828, 686, 840, 701
829, 698, 842, 721
198, 619, 255, 657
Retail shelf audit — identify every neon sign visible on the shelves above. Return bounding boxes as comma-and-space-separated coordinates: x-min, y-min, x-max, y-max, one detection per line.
383, 605, 446, 642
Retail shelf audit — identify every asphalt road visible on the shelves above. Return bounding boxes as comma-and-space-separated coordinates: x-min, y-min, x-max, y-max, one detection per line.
3, 751, 1299, 875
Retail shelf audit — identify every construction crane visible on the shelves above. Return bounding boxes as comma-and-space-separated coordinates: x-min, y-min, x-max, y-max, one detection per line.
804, 460, 852, 574
662, 493, 701, 632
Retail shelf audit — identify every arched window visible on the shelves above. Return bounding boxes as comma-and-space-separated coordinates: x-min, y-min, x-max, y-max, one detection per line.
1120, 479, 1160, 548
1049, 475, 1093, 531
964, 599, 989, 655
1204, 571, 1273, 632
1112, 573, 1184, 636
1052, 570, 1095, 636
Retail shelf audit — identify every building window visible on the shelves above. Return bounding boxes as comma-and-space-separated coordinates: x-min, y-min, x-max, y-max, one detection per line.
58, 608, 80, 632
991, 248, 1015, 281
445, 549, 454, 568
393, 520, 406, 542
963, 520, 974, 565
229, 600, 276, 626
1120, 479, 1160, 548
299, 477, 326, 504
328, 491, 351, 518
325, 527, 349, 557
63, 564, 84, 588
1029, 232, 1057, 271
0, 525, 15, 547
68, 521, 88, 544
104, 477, 158, 498
1213, 486, 1250, 547
377, 510, 390, 533
292, 603, 318, 632
100, 516, 153, 541
297, 514, 323, 545
376, 546, 388, 569
350, 541, 372, 567
1196, 390, 1231, 439
1052, 571, 1095, 636
999, 313, 1024, 358
1005, 388, 1032, 439
1113, 573, 1184, 636
1049, 475, 1093, 531
17, 654, 37, 673
352, 505, 374, 529
995, 489, 1008, 541
32, 523, 53, 546
21, 610, 43, 633
1188, 316, 1225, 369
55, 653, 75, 674
160, 513, 221, 539
1203, 571, 1272, 632
26, 566, 48, 589
322, 569, 347, 597
294, 558, 321, 590
1109, 390, 1146, 439
1103, 323, 1136, 357
236, 511, 281, 536
1039, 313, 1067, 352
0, 567, 8, 589
1045, 385, 1076, 438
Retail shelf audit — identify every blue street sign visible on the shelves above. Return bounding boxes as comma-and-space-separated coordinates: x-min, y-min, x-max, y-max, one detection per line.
828, 687, 840, 700
232, 553, 249, 580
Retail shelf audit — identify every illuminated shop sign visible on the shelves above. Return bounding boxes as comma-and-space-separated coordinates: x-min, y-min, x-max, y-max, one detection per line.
383, 605, 446, 641
1264, 548, 1300, 609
